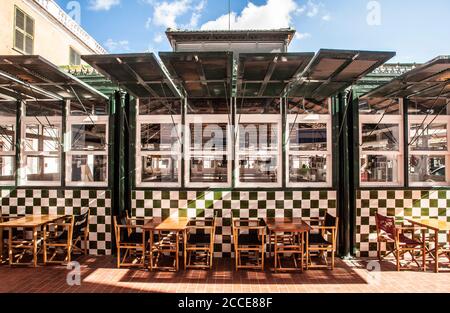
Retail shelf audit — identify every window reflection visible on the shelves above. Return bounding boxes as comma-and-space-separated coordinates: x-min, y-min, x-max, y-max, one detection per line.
289, 123, 327, 151
410, 123, 447, 151
71, 155, 107, 182
361, 124, 399, 151
71, 124, 107, 151
190, 124, 227, 152
289, 155, 327, 183
0, 125, 14, 152
360, 155, 398, 183
239, 123, 277, 151
239, 156, 277, 183
409, 155, 446, 183
26, 156, 59, 182
142, 155, 178, 183
141, 124, 179, 151
190, 156, 228, 183
0, 156, 14, 181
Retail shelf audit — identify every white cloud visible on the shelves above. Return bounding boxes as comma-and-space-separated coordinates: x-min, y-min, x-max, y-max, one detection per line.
104, 39, 130, 52
89, 0, 120, 11
295, 32, 311, 40
322, 14, 331, 21
145, 17, 152, 29
152, 0, 191, 28
201, 0, 297, 30
153, 34, 164, 43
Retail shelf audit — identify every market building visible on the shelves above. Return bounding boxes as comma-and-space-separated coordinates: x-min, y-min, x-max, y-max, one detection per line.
0, 26, 449, 263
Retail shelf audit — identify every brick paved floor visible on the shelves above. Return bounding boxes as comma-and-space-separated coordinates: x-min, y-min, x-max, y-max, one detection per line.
0, 256, 450, 293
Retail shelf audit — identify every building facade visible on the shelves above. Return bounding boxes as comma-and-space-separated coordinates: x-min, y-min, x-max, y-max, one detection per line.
0, 0, 106, 65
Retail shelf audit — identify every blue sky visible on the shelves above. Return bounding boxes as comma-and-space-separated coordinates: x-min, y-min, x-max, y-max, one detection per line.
56, 0, 450, 63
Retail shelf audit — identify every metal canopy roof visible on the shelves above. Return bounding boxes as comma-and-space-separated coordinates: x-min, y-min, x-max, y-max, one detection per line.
159, 52, 233, 98
287, 49, 396, 100
0, 55, 107, 101
81, 53, 181, 98
237, 53, 314, 97
362, 56, 450, 99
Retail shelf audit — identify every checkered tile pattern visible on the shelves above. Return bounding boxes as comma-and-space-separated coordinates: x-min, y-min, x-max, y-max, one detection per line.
356, 189, 450, 258
132, 190, 337, 258
0, 189, 112, 255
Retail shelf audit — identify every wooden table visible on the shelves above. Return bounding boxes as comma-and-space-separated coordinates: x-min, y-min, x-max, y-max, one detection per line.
142, 217, 189, 271
406, 218, 450, 273
0, 215, 68, 267
265, 218, 312, 272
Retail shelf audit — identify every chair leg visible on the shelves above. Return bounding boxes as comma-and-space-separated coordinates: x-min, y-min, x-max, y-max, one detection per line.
396, 250, 401, 271
377, 241, 382, 261
331, 250, 335, 270
84, 237, 88, 255
117, 248, 121, 268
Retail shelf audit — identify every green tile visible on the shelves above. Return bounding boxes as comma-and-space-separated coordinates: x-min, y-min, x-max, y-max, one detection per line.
240, 200, 249, 209
162, 191, 170, 199
285, 191, 293, 200
267, 192, 275, 200
275, 200, 284, 209
267, 209, 275, 218
258, 200, 266, 209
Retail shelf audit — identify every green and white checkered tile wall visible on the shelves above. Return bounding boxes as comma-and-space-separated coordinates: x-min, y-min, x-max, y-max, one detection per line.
0, 189, 112, 255
356, 189, 450, 258
131, 190, 337, 258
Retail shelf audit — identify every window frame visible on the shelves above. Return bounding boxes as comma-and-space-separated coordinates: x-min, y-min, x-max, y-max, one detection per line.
65, 114, 109, 187
13, 6, 34, 55
285, 112, 333, 188
136, 115, 182, 188
408, 114, 450, 187
185, 114, 232, 188
69, 47, 81, 66
235, 114, 282, 188
359, 100, 404, 187
0, 117, 17, 186
19, 115, 62, 187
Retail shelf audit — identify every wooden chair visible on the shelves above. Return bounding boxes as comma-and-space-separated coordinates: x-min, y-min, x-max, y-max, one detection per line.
306, 214, 339, 270
43, 216, 75, 264
232, 218, 266, 271
71, 210, 90, 255
113, 213, 147, 268
184, 217, 217, 269
375, 213, 427, 271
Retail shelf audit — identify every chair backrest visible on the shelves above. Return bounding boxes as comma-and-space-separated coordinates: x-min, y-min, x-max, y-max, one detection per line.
72, 210, 90, 239
375, 213, 396, 239
324, 213, 337, 233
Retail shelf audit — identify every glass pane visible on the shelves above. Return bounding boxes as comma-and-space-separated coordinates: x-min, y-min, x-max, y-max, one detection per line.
26, 156, 60, 182
190, 156, 228, 183
187, 99, 230, 114
15, 30, 24, 51
288, 98, 329, 115
409, 155, 446, 183
360, 155, 399, 183
15, 9, 25, 30
0, 102, 16, 117
142, 156, 178, 183
141, 124, 179, 151
361, 124, 399, 151
71, 124, 107, 151
237, 98, 281, 114
0, 156, 15, 181
289, 123, 327, 151
359, 98, 401, 115
25, 16, 34, 35
0, 125, 14, 152
289, 155, 327, 183
190, 123, 227, 152
139, 98, 181, 115
410, 123, 447, 151
239, 156, 278, 183
71, 155, 107, 183
25, 35, 33, 54
408, 99, 450, 115
25, 102, 62, 116
70, 100, 109, 116
25, 125, 60, 152
239, 123, 277, 151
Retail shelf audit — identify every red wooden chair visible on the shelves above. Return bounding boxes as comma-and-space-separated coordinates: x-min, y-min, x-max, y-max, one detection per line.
375, 213, 427, 271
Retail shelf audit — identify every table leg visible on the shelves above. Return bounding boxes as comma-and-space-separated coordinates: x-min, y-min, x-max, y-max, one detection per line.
33, 227, 38, 268
8, 228, 13, 266
43, 224, 47, 264
0, 227, 3, 262
274, 233, 278, 272
305, 232, 309, 271
300, 232, 304, 272
150, 230, 154, 271
435, 229, 439, 273
176, 231, 180, 271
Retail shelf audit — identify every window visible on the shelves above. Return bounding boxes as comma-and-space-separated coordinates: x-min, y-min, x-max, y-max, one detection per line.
186, 99, 232, 188
69, 47, 81, 66
359, 98, 403, 186
136, 98, 182, 187
408, 99, 450, 186
14, 7, 34, 54
236, 98, 281, 187
66, 100, 109, 187
0, 102, 16, 185
20, 102, 62, 186
286, 98, 332, 187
